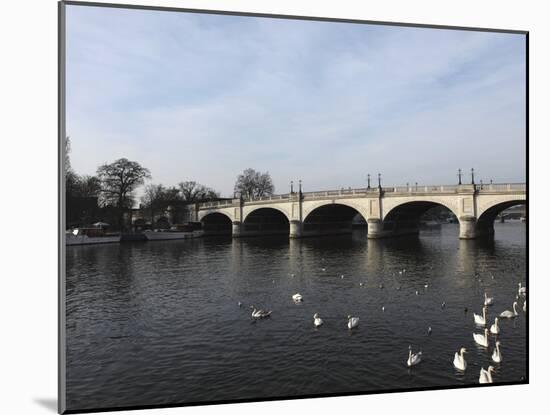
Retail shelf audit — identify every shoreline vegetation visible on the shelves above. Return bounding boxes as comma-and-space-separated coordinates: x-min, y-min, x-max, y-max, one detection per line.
65, 137, 274, 233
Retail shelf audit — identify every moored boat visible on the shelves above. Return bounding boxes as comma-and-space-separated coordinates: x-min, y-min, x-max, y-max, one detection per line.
66, 228, 121, 246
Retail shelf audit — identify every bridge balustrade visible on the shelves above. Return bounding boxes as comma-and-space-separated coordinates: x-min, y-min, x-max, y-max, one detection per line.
477, 183, 525, 192
197, 183, 525, 210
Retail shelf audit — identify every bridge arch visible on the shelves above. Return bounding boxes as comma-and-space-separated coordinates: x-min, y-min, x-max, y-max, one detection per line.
476, 199, 526, 236
302, 202, 368, 237
242, 207, 290, 236
381, 200, 459, 236
302, 200, 370, 223
197, 209, 234, 223
200, 212, 233, 235
476, 195, 527, 219
242, 205, 291, 223
382, 198, 460, 222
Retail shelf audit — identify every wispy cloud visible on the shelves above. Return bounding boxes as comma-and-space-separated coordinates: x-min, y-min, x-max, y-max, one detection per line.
66, 5, 526, 196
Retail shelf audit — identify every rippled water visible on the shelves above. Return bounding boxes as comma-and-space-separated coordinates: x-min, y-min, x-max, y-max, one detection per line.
65, 222, 527, 411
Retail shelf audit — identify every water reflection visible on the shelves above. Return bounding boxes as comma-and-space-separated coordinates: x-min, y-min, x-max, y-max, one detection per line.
65, 222, 526, 411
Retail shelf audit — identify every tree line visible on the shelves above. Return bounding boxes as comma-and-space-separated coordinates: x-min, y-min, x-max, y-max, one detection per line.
65, 137, 275, 230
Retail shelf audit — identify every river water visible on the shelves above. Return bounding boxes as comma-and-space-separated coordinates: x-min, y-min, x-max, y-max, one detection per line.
65, 222, 527, 411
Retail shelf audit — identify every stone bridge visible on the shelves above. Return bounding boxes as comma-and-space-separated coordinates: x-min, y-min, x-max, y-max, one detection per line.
193, 183, 526, 239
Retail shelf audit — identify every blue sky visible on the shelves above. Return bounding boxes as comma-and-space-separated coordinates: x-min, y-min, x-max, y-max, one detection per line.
66, 5, 526, 197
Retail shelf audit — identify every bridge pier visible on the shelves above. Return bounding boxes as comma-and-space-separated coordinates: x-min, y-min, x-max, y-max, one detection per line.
232, 221, 242, 238
289, 220, 302, 238
459, 216, 478, 239
367, 218, 385, 239
367, 218, 420, 239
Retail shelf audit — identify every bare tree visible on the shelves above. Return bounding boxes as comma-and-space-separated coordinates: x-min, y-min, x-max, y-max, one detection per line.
64, 136, 80, 196
73, 175, 101, 198
141, 184, 168, 226
164, 186, 181, 201
234, 168, 274, 199
64, 136, 72, 174
178, 181, 219, 202
97, 158, 151, 229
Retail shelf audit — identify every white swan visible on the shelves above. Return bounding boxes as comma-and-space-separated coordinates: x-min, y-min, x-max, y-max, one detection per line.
473, 306, 488, 326
492, 341, 502, 363
523, 300, 527, 312
479, 366, 495, 384
407, 346, 422, 367
347, 315, 359, 330
313, 313, 323, 327
490, 317, 500, 335
453, 347, 467, 371
484, 292, 494, 306
292, 293, 303, 302
251, 307, 272, 319
499, 302, 519, 318
518, 282, 527, 296
473, 328, 490, 347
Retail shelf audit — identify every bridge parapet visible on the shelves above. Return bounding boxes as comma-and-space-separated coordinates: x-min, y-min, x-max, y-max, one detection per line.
301, 189, 373, 200
199, 199, 238, 209
197, 183, 525, 210
477, 183, 526, 193
242, 194, 293, 205
384, 185, 459, 193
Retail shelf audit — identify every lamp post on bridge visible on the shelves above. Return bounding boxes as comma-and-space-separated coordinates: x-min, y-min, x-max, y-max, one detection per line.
367, 174, 371, 190
290, 180, 294, 194
471, 168, 475, 185
458, 168, 462, 185
299, 179, 302, 199
378, 173, 382, 190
